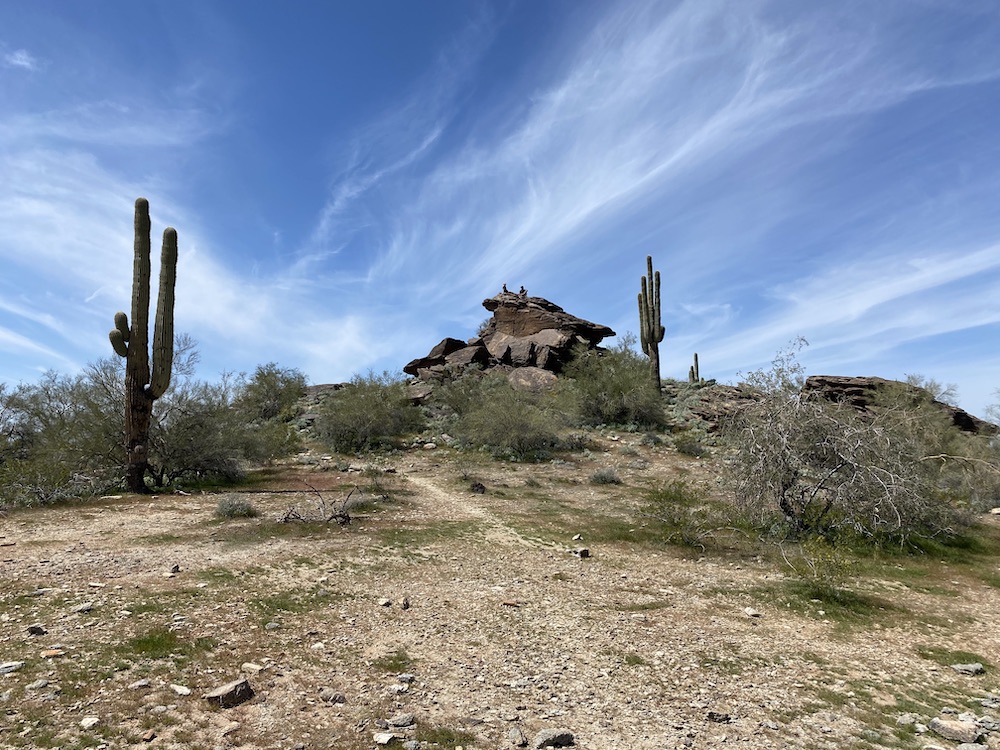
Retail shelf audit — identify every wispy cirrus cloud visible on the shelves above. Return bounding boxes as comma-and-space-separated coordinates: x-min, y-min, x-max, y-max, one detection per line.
3, 48, 37, 71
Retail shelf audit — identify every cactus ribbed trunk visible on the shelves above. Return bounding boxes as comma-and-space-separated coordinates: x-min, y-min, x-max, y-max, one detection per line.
638, 255, 664, 390
111, 198, 177, 493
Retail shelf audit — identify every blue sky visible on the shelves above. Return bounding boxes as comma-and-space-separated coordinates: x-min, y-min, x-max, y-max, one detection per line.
2, 0, 999, 416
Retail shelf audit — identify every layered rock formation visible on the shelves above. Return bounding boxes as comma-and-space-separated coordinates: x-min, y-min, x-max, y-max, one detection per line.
803, 375, 996, 435
404, 292, 615, 381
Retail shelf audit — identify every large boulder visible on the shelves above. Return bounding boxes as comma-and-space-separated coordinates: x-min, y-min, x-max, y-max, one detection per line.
404, 291, 615, 380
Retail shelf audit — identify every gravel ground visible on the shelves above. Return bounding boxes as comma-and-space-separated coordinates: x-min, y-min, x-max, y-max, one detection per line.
2, 438, 1000, 750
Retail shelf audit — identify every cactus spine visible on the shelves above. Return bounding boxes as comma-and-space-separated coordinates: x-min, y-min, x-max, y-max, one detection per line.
109, 198, 177, 493
638, 255, 665, 389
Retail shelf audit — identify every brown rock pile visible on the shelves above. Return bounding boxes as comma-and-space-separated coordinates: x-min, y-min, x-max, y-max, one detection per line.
803, 375, 997, 435
404, 292, 616, 381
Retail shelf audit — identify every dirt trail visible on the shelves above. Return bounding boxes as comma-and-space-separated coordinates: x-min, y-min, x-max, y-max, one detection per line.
2, 445, 1000, 750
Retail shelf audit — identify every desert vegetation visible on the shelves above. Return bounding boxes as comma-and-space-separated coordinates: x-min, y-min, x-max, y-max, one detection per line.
3, 230, 1000, 747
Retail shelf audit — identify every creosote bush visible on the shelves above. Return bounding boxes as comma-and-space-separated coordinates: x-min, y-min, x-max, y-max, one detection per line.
314, 371, 424, 453
564, 334, 666, 428
434, 370, 566, 461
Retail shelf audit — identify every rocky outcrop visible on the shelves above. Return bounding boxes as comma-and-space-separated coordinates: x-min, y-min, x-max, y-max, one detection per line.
803, 375, 996, 435
404, 292, 615, 381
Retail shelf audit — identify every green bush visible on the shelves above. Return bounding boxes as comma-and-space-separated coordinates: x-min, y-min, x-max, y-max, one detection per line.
435, 371, 564, 461
314, 371, 424, 453
0, 342, 306, 505
234, 363, 307, 422
563, 334, 666, 428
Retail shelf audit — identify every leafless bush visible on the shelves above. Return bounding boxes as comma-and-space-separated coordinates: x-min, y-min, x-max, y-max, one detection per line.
726, 340, 994, 545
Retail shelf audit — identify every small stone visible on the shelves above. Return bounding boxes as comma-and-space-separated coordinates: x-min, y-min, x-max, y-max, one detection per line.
26, 679, 49, 691
402, 597, 410, 610
40, 649, 65, 658
574, 548, 590, 559
170, 684, 192, 696
952, 663, 986, 676
319, 687, 346, 704
572, 534, 583, 541
374, 732, 396, 745
80, 716, 100, 729
510, 727, 529, 747
27, 624, 47, 636
388, 713, 415, 728
403, 741, 421, 750
378, 598, 392, 607
71, 602, 94, 614
142, 729, 156, 742
955, 744, 988, 750
170, 564, 181, 573
397, 673, 416, 683
423, 443, 437, 450
241, 662, 264, 673
129, 679, 151, 690
533, 728, 574, 748
264, 621, 281, 630
0, 661, 24, 674
203, 678, 254, 708
743, 607, 761, 618
897, 713, 920, 726
707, 711, 732, 723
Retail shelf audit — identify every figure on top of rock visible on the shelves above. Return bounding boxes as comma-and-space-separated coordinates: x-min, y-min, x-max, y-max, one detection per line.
502, 283, 509, 293
519, 285, 527, 297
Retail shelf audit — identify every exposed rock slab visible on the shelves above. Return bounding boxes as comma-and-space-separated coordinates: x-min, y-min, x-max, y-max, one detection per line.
404, 292, 615, 379
803, 376, 996, 434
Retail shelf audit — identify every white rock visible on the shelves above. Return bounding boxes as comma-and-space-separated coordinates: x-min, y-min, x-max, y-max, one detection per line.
170, 684, 192, 696
80, 717, 100, 729
744, 607, 762, 618
374, 732, 396, 745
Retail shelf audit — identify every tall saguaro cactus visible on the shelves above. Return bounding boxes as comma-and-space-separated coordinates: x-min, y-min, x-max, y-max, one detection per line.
109, 198, 177, 493
638, 255, 665, 390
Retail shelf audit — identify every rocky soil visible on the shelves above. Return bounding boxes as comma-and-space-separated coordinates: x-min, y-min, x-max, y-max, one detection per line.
2, 434, 1000, 750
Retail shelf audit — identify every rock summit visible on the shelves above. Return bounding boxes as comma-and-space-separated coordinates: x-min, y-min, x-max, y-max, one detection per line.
404, 291, 615, 381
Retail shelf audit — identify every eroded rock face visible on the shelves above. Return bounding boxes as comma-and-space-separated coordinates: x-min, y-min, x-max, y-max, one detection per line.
404, 292, 615, 381
803, 375, 996, 435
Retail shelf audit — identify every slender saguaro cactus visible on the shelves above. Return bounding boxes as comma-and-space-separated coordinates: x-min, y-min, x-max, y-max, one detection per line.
109, 198, 177, 493
689, 352, 701, 384
638, 255, 665, 389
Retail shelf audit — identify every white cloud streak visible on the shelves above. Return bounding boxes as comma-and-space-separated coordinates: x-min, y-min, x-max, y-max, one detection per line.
3, 49, 37, 71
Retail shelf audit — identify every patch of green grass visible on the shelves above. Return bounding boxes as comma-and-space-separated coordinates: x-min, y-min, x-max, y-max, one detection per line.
623, 653, 646, 666
780, 579, 902, 627
415, 724, 476, 747
115, 627, 216, 661
915, 644, 991, 669
250, 588, 345, 621
371, 648, 415, 673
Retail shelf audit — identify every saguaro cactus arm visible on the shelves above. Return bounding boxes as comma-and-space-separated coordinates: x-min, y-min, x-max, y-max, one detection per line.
149, 228, 177, 399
